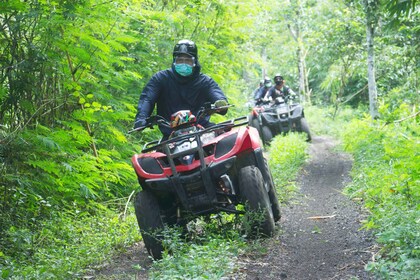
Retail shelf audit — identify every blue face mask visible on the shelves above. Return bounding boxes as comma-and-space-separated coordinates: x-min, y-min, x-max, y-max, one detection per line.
175, 64, 193, 76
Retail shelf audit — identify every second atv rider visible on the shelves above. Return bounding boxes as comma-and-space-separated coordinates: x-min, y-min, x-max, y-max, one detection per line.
264, 74, 297, 103
134, 39, 228, 138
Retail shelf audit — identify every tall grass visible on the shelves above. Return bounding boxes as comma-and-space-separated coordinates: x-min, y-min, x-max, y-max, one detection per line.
0, 209, 141, 279
266, 133, 309, 202
342, 115, 419, 279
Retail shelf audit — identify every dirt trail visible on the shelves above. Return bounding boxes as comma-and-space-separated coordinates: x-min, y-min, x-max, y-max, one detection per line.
92, 136, 376, 280
233, 136, 376, 280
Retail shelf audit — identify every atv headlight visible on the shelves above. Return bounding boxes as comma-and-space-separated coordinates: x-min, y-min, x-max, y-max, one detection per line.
138, 157, 163, 174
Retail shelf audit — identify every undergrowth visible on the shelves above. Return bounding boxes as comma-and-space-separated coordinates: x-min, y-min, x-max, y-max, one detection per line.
341, 107, 419, 279
266, 133, 309, 202
148, 218, 246, 279
0, 208, 141, 279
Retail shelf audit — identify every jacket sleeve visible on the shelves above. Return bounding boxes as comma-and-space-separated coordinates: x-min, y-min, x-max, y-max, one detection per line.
134, 73, 162, 127
207, 77, 227, 102
285, 86, 297, 97
206, 76, 228, 115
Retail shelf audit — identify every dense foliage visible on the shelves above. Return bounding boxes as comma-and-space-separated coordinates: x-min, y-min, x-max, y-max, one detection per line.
342, 107, 419, 279
0, 0, 418, 278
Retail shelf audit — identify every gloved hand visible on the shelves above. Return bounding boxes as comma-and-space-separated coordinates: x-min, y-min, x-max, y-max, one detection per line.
214, 99, 228, 115
214, 99, 228, 108
133, 119, 147, 129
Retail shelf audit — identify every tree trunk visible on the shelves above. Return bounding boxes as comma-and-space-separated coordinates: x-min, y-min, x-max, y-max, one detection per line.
297, 46, 306, 103
366, 23, 378, 119
288, 0, 310, 104
364, 0, 379, 119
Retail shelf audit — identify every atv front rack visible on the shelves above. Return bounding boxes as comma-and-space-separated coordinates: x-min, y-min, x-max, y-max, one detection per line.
142, 116, 248, 154
139, 116, 249, 215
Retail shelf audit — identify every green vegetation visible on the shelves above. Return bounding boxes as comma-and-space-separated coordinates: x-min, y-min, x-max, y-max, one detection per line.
266, 133, 309, 202
1, 210, 140, 279
341, 105, 419, 279
148, 220, 246, 279
304, 105, 365, 138
0, 0, 418, 279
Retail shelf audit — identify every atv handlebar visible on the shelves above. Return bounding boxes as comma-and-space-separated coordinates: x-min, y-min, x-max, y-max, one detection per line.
196, 102, 233, 121
128, 115, 170, 134
128, 102, 234, 134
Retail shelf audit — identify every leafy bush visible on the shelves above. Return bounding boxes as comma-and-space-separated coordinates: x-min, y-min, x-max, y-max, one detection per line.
148, 217, 247, 279
342, 104, 419, 279
0, 210, 141, 279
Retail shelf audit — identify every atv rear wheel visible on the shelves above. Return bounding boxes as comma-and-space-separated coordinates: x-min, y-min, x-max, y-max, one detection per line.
261, 126, 273, 146
264, 159, 281, 222
134, 190, 165, 259
239, 165, 275, 237
300, 117, 312, 142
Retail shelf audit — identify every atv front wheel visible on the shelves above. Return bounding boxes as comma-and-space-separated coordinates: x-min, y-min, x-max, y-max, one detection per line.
300, 117, 312, 142
261, 126, 273, 146
239, 165, 275, 237
134, 190, 165, 259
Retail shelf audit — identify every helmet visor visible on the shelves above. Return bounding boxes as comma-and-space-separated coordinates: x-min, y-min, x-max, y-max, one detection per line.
174, 55, 195, 66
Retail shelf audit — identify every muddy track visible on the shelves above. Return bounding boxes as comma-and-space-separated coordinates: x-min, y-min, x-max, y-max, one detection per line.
91, 136, 376, 280
231, 136, 376, 280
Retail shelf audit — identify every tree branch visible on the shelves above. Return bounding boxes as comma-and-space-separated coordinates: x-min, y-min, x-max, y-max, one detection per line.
393, 111, 420, 124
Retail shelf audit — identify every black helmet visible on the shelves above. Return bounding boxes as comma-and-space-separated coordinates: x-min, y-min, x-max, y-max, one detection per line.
273, 74, 284, 84
173, 39, 198, 59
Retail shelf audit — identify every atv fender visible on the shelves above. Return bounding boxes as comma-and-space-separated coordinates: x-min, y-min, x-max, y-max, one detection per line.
289, 105, 304, 120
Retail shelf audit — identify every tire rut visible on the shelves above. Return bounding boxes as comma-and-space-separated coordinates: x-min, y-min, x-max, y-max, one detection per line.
232, 136, 376, 280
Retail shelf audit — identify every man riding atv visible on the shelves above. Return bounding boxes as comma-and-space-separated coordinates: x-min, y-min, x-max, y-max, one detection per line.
131, 41, 281, 260
134, 39, 228, 140
263, 74, 297, 103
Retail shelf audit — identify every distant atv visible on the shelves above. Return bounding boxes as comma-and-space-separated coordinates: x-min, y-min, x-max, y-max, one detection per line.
249, 96, 311, 145
129, 102, 281, 259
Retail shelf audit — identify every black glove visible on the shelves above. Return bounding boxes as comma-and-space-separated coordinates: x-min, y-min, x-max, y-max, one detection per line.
134, 119, 147, 129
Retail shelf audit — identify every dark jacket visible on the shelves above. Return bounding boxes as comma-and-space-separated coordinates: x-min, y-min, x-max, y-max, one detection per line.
265, 85, 296, 100
254, 86, 270, 100
134, 63, 227, 137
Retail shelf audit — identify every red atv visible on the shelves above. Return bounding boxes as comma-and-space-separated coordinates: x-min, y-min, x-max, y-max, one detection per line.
130, 102, 281, 259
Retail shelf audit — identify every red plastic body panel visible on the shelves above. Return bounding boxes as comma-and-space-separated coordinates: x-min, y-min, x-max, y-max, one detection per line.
131, 126, 262, 180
